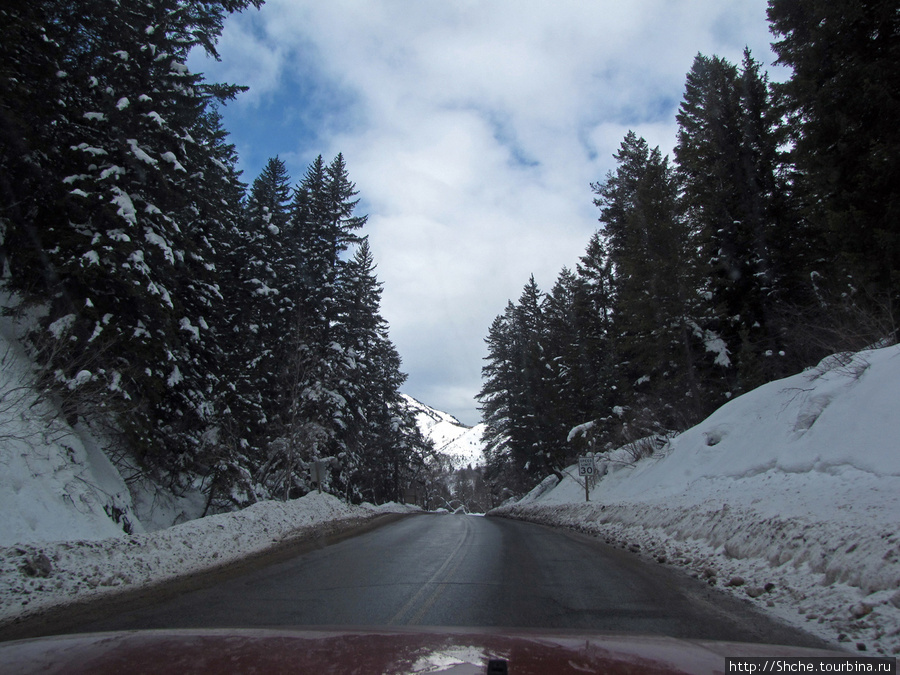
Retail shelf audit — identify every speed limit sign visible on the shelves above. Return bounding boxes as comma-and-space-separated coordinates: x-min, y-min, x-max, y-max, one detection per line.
578, 456, 595, 476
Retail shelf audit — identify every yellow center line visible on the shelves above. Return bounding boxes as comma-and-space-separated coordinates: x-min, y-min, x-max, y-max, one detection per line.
387, 517, 472, 626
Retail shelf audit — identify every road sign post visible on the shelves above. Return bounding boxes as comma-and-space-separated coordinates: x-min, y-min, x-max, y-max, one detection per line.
578, 454, 595, 502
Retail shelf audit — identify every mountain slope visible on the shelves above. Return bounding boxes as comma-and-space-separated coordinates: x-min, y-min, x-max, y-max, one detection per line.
401, 394, 485, 469
0, 313, 212, 547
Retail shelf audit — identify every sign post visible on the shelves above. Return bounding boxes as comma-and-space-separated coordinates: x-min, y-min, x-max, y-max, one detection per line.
578, 454, 595, 502
313, 459, 327, 494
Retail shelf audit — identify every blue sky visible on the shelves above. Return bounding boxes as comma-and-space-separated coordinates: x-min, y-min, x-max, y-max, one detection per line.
188, 0, 784, 425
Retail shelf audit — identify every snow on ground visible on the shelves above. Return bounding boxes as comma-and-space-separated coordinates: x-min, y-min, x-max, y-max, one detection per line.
0, 492, 419, 626
493, 345, 900, 656
0, 316, 144, 546
0, 318, 419, 628
403, 394, 486, 469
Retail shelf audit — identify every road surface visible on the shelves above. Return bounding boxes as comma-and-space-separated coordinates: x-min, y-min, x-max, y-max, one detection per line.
5, 514, 829, 647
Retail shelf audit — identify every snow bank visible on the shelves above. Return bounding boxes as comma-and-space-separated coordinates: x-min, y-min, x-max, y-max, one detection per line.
0, 317, 209, 542
493, 345, 900, 656
0, 493, 418, 625
0, 321, 142, 546
0, 301, 421, 628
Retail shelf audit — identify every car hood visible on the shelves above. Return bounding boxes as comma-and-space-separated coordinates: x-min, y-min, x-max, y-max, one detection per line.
0, 626, 843, 674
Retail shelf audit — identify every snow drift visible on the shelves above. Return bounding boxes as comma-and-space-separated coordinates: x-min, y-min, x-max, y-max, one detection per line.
494, 345, 900, 656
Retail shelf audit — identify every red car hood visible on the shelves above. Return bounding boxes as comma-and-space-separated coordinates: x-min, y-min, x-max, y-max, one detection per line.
0, 626, 842, 675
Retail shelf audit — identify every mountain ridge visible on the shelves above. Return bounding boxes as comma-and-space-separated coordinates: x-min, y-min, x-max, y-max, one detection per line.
401, 394, 485, 469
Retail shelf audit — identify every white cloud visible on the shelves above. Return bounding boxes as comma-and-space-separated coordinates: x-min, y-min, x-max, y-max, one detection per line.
588, 121, 681, 165
195, 0, 780, 424
194, 14, 286, 107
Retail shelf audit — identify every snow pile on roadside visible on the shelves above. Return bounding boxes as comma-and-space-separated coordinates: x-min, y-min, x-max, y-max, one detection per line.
493, 345, 900, 656
0, 304, 421, 628
364, 500, 423, 515
0, 492, 414, 626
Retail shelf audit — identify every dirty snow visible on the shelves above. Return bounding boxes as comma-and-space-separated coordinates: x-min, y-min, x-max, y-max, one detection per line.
493, 344, 900, 656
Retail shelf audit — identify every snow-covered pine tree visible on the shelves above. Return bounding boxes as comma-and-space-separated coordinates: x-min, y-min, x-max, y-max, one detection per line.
332, 237, 385, 499
542, 267, 598, 461
674, 52, 799, 392
477, 304, 524, 494
250, 154, 368, 499
477, 277, 563, 493
235, 157, 294, 456
572, 231, 620, 443
0, 2, 71, 296
334, 238, 426, 503
510, 276, 559, 477
1, 0, 261, 483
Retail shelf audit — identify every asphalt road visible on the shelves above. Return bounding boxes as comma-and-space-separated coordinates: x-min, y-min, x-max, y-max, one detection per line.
38, 513, 829, 648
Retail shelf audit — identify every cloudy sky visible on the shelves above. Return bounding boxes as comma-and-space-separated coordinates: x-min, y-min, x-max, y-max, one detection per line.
188, 0, 784, 425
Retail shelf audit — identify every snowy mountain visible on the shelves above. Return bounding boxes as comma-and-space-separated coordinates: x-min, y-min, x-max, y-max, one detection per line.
496, 343, 900, 656
401, 394, 486, 469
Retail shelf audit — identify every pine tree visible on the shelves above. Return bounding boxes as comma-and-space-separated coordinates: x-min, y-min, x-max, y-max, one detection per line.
575, 232, 616, 346
768, 0, 900, 321
0, 2, 69, 296
573, 232, 619, 430
252, 154, 369, 500
477, 277, 568, 493
179, 107, 260, 512
594, 133, 716, 429
543, 268, 584, 429
1, 0, 262, 481
290, 154, 365, 337
334, 238, 396, 501
246, 157, 292, 235
238, 156, 294, 448
520, 276, 566, 477
675, 54, 752, 385
478, 304, 526, 494
675, 51, 811, 392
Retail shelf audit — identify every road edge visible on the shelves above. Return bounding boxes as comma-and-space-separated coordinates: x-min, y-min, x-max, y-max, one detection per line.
0, 512, 413, 642
486, 509, 845, 653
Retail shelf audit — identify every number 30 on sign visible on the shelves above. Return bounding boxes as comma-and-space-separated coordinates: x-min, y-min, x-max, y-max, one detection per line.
578, 456, 595, 476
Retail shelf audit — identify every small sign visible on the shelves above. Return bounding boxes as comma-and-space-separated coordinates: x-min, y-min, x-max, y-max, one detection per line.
578, 456, 595, 476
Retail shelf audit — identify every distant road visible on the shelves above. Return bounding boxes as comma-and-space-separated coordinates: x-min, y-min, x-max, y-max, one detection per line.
9, 514, 829, 647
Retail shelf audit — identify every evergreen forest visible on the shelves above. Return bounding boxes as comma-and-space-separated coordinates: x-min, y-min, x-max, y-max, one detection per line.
0, 0, 897, 512
478, 0, 900, 495
0, 0, 435, 512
